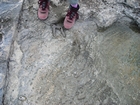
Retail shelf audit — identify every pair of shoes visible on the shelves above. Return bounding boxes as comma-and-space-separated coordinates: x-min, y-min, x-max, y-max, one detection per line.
38, 0, 79, 29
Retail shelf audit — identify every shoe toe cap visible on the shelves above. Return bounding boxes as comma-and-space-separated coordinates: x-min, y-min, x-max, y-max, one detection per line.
38, 8, 48, 20
64, 17, 75, 29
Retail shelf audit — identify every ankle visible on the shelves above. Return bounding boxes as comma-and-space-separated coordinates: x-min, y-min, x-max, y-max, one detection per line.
71, 4, 78, 8
70, 4, 80, 12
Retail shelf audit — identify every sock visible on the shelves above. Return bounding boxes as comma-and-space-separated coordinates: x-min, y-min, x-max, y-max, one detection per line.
71, 4, 78, 8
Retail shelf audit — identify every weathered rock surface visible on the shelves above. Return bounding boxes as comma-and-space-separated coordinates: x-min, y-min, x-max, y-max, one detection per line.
0, 0, 23, 104
0, 0, 140, 105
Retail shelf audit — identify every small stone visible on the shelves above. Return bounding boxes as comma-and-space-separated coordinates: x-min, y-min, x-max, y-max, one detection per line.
18, 95, 27, 101
77, 93, 86, 100
5, 16, 10, 22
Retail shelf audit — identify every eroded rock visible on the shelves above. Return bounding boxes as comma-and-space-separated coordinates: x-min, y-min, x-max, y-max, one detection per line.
0, 0, 140, 105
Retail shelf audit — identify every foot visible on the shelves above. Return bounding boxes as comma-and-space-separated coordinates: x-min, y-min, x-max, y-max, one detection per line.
38, 0, 49, 20
64, 5, 79, 29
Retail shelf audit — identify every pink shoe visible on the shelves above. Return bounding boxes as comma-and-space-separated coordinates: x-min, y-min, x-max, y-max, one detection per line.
38, 0, 49, 20
64, 5, 79, 29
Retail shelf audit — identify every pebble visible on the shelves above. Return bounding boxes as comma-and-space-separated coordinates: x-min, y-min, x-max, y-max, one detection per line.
18, 95, 27, 101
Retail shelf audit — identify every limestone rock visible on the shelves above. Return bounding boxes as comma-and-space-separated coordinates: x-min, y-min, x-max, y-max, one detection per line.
94, 7, 118, 27
0, 0, 140, 105
0, 0, 23, 104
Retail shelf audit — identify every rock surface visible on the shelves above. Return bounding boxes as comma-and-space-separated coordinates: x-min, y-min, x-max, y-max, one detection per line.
0, 0, 140, 105
0, 0, 23, 104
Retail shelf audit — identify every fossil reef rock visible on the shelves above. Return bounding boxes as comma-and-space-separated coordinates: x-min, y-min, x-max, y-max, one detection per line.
0, 0, 140, 105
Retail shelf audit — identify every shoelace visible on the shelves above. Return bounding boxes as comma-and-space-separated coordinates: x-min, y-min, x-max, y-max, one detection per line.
42, 1, 47, 10
70, 12, 76, 20
38, 1, 47, 10
67, 11, 76, 20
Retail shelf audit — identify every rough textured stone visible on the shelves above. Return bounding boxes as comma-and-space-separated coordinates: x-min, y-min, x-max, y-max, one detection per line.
0, 0, 140, 105
0, 0, 23, 104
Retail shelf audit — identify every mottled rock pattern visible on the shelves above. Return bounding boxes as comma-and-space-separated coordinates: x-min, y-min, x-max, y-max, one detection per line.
0, 0, 140, 105
0, 0, 23, 105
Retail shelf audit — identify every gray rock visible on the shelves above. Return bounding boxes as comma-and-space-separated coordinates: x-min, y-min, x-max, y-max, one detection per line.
0, 0, 140, 105
0, 0, 24, 105
94, 7, 118, 27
